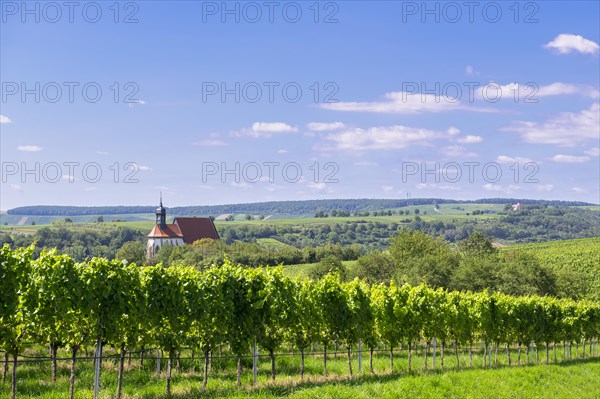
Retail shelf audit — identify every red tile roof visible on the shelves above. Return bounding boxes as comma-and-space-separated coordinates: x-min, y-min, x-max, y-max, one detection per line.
173, 217, 220, 244
147, 224, 183, 239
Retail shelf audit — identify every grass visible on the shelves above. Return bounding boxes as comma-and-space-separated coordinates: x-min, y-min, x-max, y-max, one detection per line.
0, 203, 505, 232
281, 260, 358, 279
2, 343, 598, 398
256, 238, 295, 250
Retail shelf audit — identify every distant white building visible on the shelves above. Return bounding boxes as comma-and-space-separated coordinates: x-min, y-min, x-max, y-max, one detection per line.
146, 198, 219, 261
511, 202, 522, 211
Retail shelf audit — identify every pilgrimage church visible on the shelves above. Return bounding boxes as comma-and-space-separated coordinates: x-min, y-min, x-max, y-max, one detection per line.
146, 198, 220, 261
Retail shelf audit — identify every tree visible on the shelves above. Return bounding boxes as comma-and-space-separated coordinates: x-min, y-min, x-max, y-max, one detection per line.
499, 252, 557, 297
451, 254, 501, 293
116, 241, 146, 265
354, 251, 395, 284
154, 243, 175, 266
459, 232, 496, 256
310, 255, 347, 281
389, 231, 457, 289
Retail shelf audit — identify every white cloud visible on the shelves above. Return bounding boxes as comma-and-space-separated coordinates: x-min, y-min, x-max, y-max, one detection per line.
551, 154, 590, 163
265, 184, 284, 192
307, 182, 327, 191
536, 184, 555, 192
503, 103, 600, 146
441, 145, 478, 158
496, 155, 535, 164
11, 184, 23, 193
84, 187, 98, 192
307, 122, 345, 131
321, 91, 485, 114
465, 65, 479, 76
544, 34, 599, 55
277, 149, 288, 154
585, 147, 600, 157
320, 82, 596, 118
472, 82, 598, 102
128, 99, 146, 108
234, 122, 298, 138
456, 135, 483, 144
573, 187, 588, 194
96, 151, 109, 155
0, 115, 12, 124
447, 127, 461, 136
252, 122, 297, 133
416, 183, 460, 191
137, 164, 153, 171
231, 181, 252, 189
62, 175, 75, 182
354, 161, 378, 167
194, 139, 226, 146
320, 125, 448, 152
17, 145, 43, 152
382, 185, 394, 193
537, 83, 599, 99
483, 183, 520, 194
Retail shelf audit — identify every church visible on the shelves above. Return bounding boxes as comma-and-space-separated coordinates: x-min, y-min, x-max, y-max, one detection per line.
146, 199, 220, 261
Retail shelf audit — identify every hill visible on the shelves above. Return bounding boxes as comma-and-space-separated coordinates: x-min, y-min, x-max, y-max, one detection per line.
502, 237, 600, 301
6, 198, 595, 218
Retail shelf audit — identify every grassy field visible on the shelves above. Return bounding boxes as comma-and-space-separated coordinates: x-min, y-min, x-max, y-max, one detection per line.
281, 260, 359, 279
255, 238, 295, 250
0, 203, 506, 232
2, 344, 598, 398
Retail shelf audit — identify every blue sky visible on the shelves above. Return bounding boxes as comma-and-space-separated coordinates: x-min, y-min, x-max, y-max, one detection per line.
1, 1, 599, 209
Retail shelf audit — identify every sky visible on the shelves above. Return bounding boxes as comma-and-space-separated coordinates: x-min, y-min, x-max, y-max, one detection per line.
1, 0, 599, 209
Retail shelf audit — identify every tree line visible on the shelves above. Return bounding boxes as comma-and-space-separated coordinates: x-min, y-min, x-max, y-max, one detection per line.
218, 205, 600, 246
141, 230, 597, 301
1, 244, 599, 398
7, 198, 594, 216
2, 205, 598, 264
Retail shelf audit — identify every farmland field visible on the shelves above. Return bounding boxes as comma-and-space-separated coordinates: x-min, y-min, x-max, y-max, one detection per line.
1, 346, 598, 398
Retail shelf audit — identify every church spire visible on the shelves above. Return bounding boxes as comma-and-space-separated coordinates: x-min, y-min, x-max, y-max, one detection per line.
155, 193, 166, 227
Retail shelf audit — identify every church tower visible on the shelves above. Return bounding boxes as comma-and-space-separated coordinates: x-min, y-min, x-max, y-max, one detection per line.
156, 194, 167, 226
146, 195, 184, 262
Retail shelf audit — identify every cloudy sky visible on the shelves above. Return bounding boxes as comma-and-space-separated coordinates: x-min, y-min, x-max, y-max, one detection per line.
1, 1, 599, 209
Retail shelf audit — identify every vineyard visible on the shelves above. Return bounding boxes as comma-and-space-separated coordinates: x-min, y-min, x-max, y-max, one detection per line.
1, 244, 599, 399
502, 237, 600, 301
